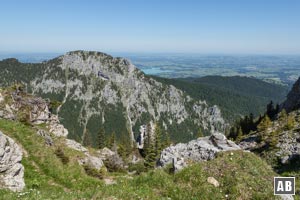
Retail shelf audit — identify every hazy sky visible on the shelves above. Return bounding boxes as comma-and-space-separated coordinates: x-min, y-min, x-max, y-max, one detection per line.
1, 0, 300, 54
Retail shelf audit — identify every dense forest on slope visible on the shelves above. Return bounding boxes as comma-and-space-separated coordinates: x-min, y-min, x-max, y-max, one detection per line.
152, 76, 288, 122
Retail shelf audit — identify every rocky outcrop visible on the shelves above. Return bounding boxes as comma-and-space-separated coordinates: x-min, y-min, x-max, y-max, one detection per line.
0, 131, 25, 192
281, 77, 300, 112
47, 115, 68, 137
239, 107, 300, 166
0, 89, 68, 137
159, 133, 240, 171
65, 139, 104, 170
239, 128, 300, 165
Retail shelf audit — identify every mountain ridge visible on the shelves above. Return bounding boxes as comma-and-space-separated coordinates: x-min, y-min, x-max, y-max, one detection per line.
0, 51, 225, 144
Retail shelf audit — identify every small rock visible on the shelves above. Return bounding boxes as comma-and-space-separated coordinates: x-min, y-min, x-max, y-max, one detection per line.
104, 178, 116, 185
207, 177, 220, 187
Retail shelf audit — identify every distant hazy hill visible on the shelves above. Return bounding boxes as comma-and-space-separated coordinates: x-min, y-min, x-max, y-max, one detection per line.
152, 76, 288, 122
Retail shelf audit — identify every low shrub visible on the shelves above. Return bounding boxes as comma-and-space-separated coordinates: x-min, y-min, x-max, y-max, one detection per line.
128, 161, 147, 175
83, 164, 105, 179
54, 147, 69, 165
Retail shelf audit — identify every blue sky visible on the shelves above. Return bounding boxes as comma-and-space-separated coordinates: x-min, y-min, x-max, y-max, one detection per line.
0, 0, 299, 54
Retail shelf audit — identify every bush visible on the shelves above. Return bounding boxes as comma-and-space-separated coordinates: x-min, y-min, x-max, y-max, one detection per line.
54, 147, 69, 165
83, 164, 105, 179
18, 111, 32, 126
128, 161, 147, 175
163, 163, 175, 174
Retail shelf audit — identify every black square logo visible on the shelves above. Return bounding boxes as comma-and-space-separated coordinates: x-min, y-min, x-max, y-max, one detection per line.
274, 177, 295, 195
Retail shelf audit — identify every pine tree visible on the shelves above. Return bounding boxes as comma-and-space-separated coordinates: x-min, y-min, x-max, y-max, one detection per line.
83, 129, 92, 147
236, 127, 243, 142
257, 115, 272, 132
163, 132, 171, 148
266, 101, 276, 119
118, 132, 132, 160
107, 132, 116, 150
249, 113, 256, 131
154, 123, 163, 157
278, 109, 288, 126
144, 143, 156, 169
286, 114, 296, 130
228, 126, 238, 140
143, 123, 152, 156
269, 131, 279, 148
196, 128, 204, 138
97, 127, 105, 149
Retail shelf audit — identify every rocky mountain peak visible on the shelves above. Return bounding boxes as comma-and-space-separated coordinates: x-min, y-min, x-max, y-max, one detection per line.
59, 50, 139, 82
0, 51, 226, 144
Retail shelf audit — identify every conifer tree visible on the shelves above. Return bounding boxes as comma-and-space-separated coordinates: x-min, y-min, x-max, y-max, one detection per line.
196, 128, 204, 138
286, 114, 296, 130
269, 131, 279, 148
83, 129, 92, 147
257, 115, 272, 132
144, 142, 156, 169
118, 132, 132, 160
278, 109, 288, 126
249, 113, 256, 131
97, 127, 105, 149
154, 123, 163, 156
143, 123, 152, 156
266, 101, 276, 119
163, 132, 172, 148
107, 132, 116, 150
236, 127, 243, 142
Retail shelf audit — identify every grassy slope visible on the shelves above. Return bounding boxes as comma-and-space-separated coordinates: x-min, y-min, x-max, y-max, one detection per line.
0, 119, 283, 200
152, 76, 288, 122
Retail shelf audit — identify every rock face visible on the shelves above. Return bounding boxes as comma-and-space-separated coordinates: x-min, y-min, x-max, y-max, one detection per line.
159, 133, 240, 171
0, 51, 226, 143
281, 77, 300, 112
0, 131, 25, 192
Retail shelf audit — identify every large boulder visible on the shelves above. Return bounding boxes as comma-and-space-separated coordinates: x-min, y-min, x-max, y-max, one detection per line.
47, 115, 68, 137
0, 131, 25, 192
65, 139, 104, 170
159, 132, 240, 172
